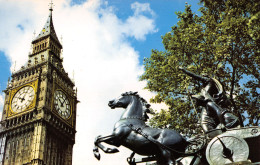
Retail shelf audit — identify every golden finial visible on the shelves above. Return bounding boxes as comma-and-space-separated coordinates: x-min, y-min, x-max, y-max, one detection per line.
49, 0, 54, 11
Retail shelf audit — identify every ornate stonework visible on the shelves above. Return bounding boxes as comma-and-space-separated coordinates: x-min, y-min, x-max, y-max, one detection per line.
0, 6, 77, 165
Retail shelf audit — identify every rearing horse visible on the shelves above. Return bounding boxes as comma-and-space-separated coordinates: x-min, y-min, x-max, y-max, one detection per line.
93, 92, 188, 165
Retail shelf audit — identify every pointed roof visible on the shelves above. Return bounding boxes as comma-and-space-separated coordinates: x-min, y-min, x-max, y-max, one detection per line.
32, 7, 62, 48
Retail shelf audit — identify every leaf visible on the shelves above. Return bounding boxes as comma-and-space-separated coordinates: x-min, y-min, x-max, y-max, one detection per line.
141, 0, 260, 134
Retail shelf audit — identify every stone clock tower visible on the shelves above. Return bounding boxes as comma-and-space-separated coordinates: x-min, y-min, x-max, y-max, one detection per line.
0, 5, 77, 165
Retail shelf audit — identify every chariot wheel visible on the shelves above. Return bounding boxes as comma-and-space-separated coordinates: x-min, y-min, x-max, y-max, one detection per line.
206, 134, 249, 165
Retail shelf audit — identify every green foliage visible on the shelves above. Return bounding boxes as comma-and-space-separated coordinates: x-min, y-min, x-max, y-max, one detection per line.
141, 0, 260, 133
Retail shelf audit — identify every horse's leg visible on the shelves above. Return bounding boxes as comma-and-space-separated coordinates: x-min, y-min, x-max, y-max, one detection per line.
93, 135, 103, 160
93, 135, 119, 160
127, 152, 136, 165
157, 148, 176, 165
93, 134, 120, 160
97, 135, 120, 153
93, 145, 100, 160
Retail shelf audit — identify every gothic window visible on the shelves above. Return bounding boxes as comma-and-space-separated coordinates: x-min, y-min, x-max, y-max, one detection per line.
41, 55, 45, 61
0, 136, 6, 164
5, 141, 10, 159
15, 140, 19, 154
27, 135, 30, 147
47, 136, 52, 164
23, 135, 26, 147
12, 140, 15, 157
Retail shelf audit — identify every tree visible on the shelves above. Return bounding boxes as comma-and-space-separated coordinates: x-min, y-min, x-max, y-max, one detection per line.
141, 0, 260, 134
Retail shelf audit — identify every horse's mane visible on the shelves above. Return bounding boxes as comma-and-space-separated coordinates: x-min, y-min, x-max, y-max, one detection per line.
122, 91, 152, 120
121, 91, 149, 107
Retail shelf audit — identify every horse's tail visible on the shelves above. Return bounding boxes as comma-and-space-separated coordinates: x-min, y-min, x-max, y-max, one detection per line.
183, 135, 207, 156
155, 135, 207, 156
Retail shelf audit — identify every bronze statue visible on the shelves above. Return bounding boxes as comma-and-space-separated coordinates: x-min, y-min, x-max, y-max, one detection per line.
179, 67, 240, 133
93, 92, 192, 165
93, 91, 259, 164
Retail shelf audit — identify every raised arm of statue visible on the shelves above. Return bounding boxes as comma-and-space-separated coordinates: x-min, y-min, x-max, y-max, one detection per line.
179, 67, 209, 83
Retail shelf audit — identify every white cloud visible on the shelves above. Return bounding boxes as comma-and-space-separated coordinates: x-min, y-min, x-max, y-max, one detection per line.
123, 14, 158, 41
0, 0, 165, 164
124, 2, 158, 40
131, 2, 155, 16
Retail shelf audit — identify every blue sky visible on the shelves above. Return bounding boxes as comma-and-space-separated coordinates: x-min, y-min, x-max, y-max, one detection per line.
0, 0, 201, 164
0, 0, 201, 98
0, 51, 11, 92
104, 0, 200, 63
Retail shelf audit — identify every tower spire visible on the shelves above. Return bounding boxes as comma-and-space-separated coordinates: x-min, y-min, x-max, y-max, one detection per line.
32, 0, 62, 48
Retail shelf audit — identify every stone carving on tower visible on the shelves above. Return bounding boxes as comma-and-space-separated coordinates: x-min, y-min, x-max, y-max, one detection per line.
0, 4, 78, 165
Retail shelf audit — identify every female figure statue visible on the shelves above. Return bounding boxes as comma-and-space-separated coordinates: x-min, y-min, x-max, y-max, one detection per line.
179, 67, 240, 133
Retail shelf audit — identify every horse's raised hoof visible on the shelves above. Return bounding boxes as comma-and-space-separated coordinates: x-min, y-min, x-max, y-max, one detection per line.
107, 148, 119, 153
94, 152, 101, 160
93, 147, 101, 160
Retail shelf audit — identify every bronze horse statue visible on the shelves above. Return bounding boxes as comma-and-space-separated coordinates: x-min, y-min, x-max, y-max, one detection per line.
93, 91, 190, 165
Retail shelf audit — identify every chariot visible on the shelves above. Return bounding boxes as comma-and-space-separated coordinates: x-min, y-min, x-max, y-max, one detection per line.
130, 127, 260, 165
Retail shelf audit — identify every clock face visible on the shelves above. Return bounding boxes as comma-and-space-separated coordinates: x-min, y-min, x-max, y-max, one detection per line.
11, 86, 35, 113
54, 90, 71, 119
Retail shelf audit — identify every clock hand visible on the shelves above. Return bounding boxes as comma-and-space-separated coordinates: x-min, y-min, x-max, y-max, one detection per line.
18, 97, 23, 100
61, 98, 67, 106
59, 98, 65, 107
19, 93, 26, 102
20, 97, 25, 102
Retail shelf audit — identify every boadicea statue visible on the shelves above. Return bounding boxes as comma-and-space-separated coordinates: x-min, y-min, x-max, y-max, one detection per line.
178, 67, 240, 134
93, 91, 207, 165
93, 91, 260, 165
93, 90, 259, 164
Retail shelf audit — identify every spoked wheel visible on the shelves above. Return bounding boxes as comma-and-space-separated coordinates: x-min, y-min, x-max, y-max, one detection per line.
206, 134, 249, 165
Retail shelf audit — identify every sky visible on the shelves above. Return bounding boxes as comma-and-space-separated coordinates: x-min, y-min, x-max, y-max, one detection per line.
0, 0, 201, 164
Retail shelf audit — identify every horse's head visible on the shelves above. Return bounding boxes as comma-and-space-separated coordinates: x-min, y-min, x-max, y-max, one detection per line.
108, 91, 153, 121
108, 91, 138, 109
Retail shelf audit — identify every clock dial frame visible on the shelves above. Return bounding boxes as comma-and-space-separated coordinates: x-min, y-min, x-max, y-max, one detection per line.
54, 90, 71, 119
11, 86, 35, 113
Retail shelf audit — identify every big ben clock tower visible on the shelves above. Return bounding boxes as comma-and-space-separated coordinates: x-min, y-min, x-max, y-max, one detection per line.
0, 4, 78, 165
